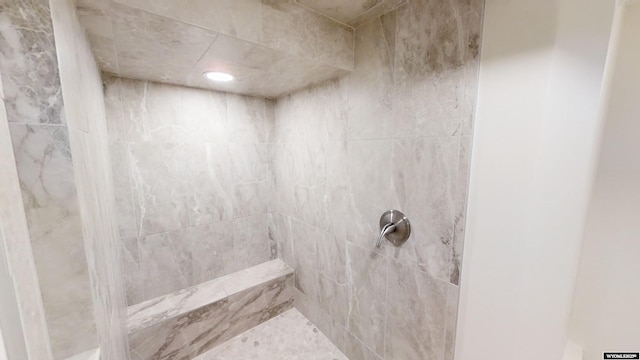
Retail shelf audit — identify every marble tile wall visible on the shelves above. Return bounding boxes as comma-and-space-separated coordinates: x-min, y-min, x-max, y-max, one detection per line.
0, 0, 99, 358
272, 0, 484, 359
0, 71, 53, 359
104, 78, 278, 305
50, 0, 130, 359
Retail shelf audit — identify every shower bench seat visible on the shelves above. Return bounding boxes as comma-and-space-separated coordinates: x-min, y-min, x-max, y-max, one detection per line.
126, 259, 294, 360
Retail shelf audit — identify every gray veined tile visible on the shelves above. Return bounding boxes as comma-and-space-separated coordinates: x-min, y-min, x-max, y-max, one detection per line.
385, 261, 448, 360
0, 0, 65, 125
291, 220, 319, 300
346, 16, 395, 140
138, 231, 193, 301
186, 222, 234, 285
389, 137, 459, 282
231, 214, 271, 273
111, 0, 264, 44
345, 242, 388, 355
128, 142, 191, 236
262, 0, 354, 71
109, 3, 217, 86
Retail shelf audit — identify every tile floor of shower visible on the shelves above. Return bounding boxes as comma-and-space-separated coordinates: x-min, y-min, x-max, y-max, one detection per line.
196, 309, 347, 360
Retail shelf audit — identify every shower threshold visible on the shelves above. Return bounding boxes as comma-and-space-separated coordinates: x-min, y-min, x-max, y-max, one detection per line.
195, 308, 348, 360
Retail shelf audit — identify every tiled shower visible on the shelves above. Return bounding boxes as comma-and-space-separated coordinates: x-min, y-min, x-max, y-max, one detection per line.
0, 0, 483, 359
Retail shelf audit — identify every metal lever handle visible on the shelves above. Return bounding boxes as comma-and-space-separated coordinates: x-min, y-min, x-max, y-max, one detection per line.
376, 222, 397, 248
376, 210, 411, 248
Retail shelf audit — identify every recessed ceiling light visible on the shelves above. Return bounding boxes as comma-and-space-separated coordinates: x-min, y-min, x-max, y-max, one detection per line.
204, 71, 234, 82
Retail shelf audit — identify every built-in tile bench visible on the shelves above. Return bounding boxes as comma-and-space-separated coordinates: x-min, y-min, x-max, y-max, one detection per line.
127, 259, 294, 360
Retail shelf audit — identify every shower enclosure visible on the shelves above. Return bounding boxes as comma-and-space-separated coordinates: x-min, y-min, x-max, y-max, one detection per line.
2, 0, 635, 359
0, 0, 482, 358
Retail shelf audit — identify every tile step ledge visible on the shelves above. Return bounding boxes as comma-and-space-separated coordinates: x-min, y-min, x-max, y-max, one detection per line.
127, 259, 294, 334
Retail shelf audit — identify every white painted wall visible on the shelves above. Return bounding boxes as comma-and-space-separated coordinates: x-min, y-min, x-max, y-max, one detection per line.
568, 2, 640, 359
455, 0, 616, 359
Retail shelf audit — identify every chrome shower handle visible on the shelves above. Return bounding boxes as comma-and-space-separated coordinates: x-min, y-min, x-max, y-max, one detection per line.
376, 210, 411, 248
376, 222, 397, 248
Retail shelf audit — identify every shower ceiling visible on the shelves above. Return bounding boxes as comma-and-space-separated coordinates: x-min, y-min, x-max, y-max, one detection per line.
296, 0, 406, 26
75, 0, 357, 98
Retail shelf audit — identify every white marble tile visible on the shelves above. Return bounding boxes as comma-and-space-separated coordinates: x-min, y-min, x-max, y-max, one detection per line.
291, 220, 319, 300
345, 242, 387, 355
385, 261, 448, 360
9, 124, 98, 359
389, 137, 459, 282
451, 136, 472, 285
137, 231, 193, 300
262, 1, 354, 70
231, 215, 271, 273
128, 142, 191, 236
196, 309, 348, 360
0, 97, 53, 360
346, 16, 395, 140
187, 222, 234, 284
296, 0, 406, 26
444, 284, 460, 360
0, 0, 64, 125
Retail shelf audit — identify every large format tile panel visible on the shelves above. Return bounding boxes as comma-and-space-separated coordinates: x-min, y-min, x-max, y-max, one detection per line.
128, 260, 294, 360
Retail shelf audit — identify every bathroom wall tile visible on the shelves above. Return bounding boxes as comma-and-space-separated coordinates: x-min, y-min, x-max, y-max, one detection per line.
128, 142, 191, 236
385, 261, 448, 360
346, 16, 395, 140
346, 140, 400, 250
9, 124, 98, 358
451, 136, 472, 285
105, 79, 279, 305
0, 97, 53, 359
185, 222, 234, 285
109, 142, 138, 239
275, 1, 483, 358
270, 213, 295, 267
231, 214, 271, 273
393, 0, 472, 138
262, 0, 354, 71
343, 330, 384, 360
390, 137, 459, 282
179, 86, 228, 143
138, 231, 193, 300
122, 238, 145, 305
317, 273, 348, 326
345, 243, 388, 355
0, 0, 64, 125
112, 78, 151, 142
187, 142, 235, 225
291, 220, 319, 300
444, 284, 460, 360
226, 93, 270, 144
293, 288, 346, 353
317, 232, 347, 284
275, 79, 347, 144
